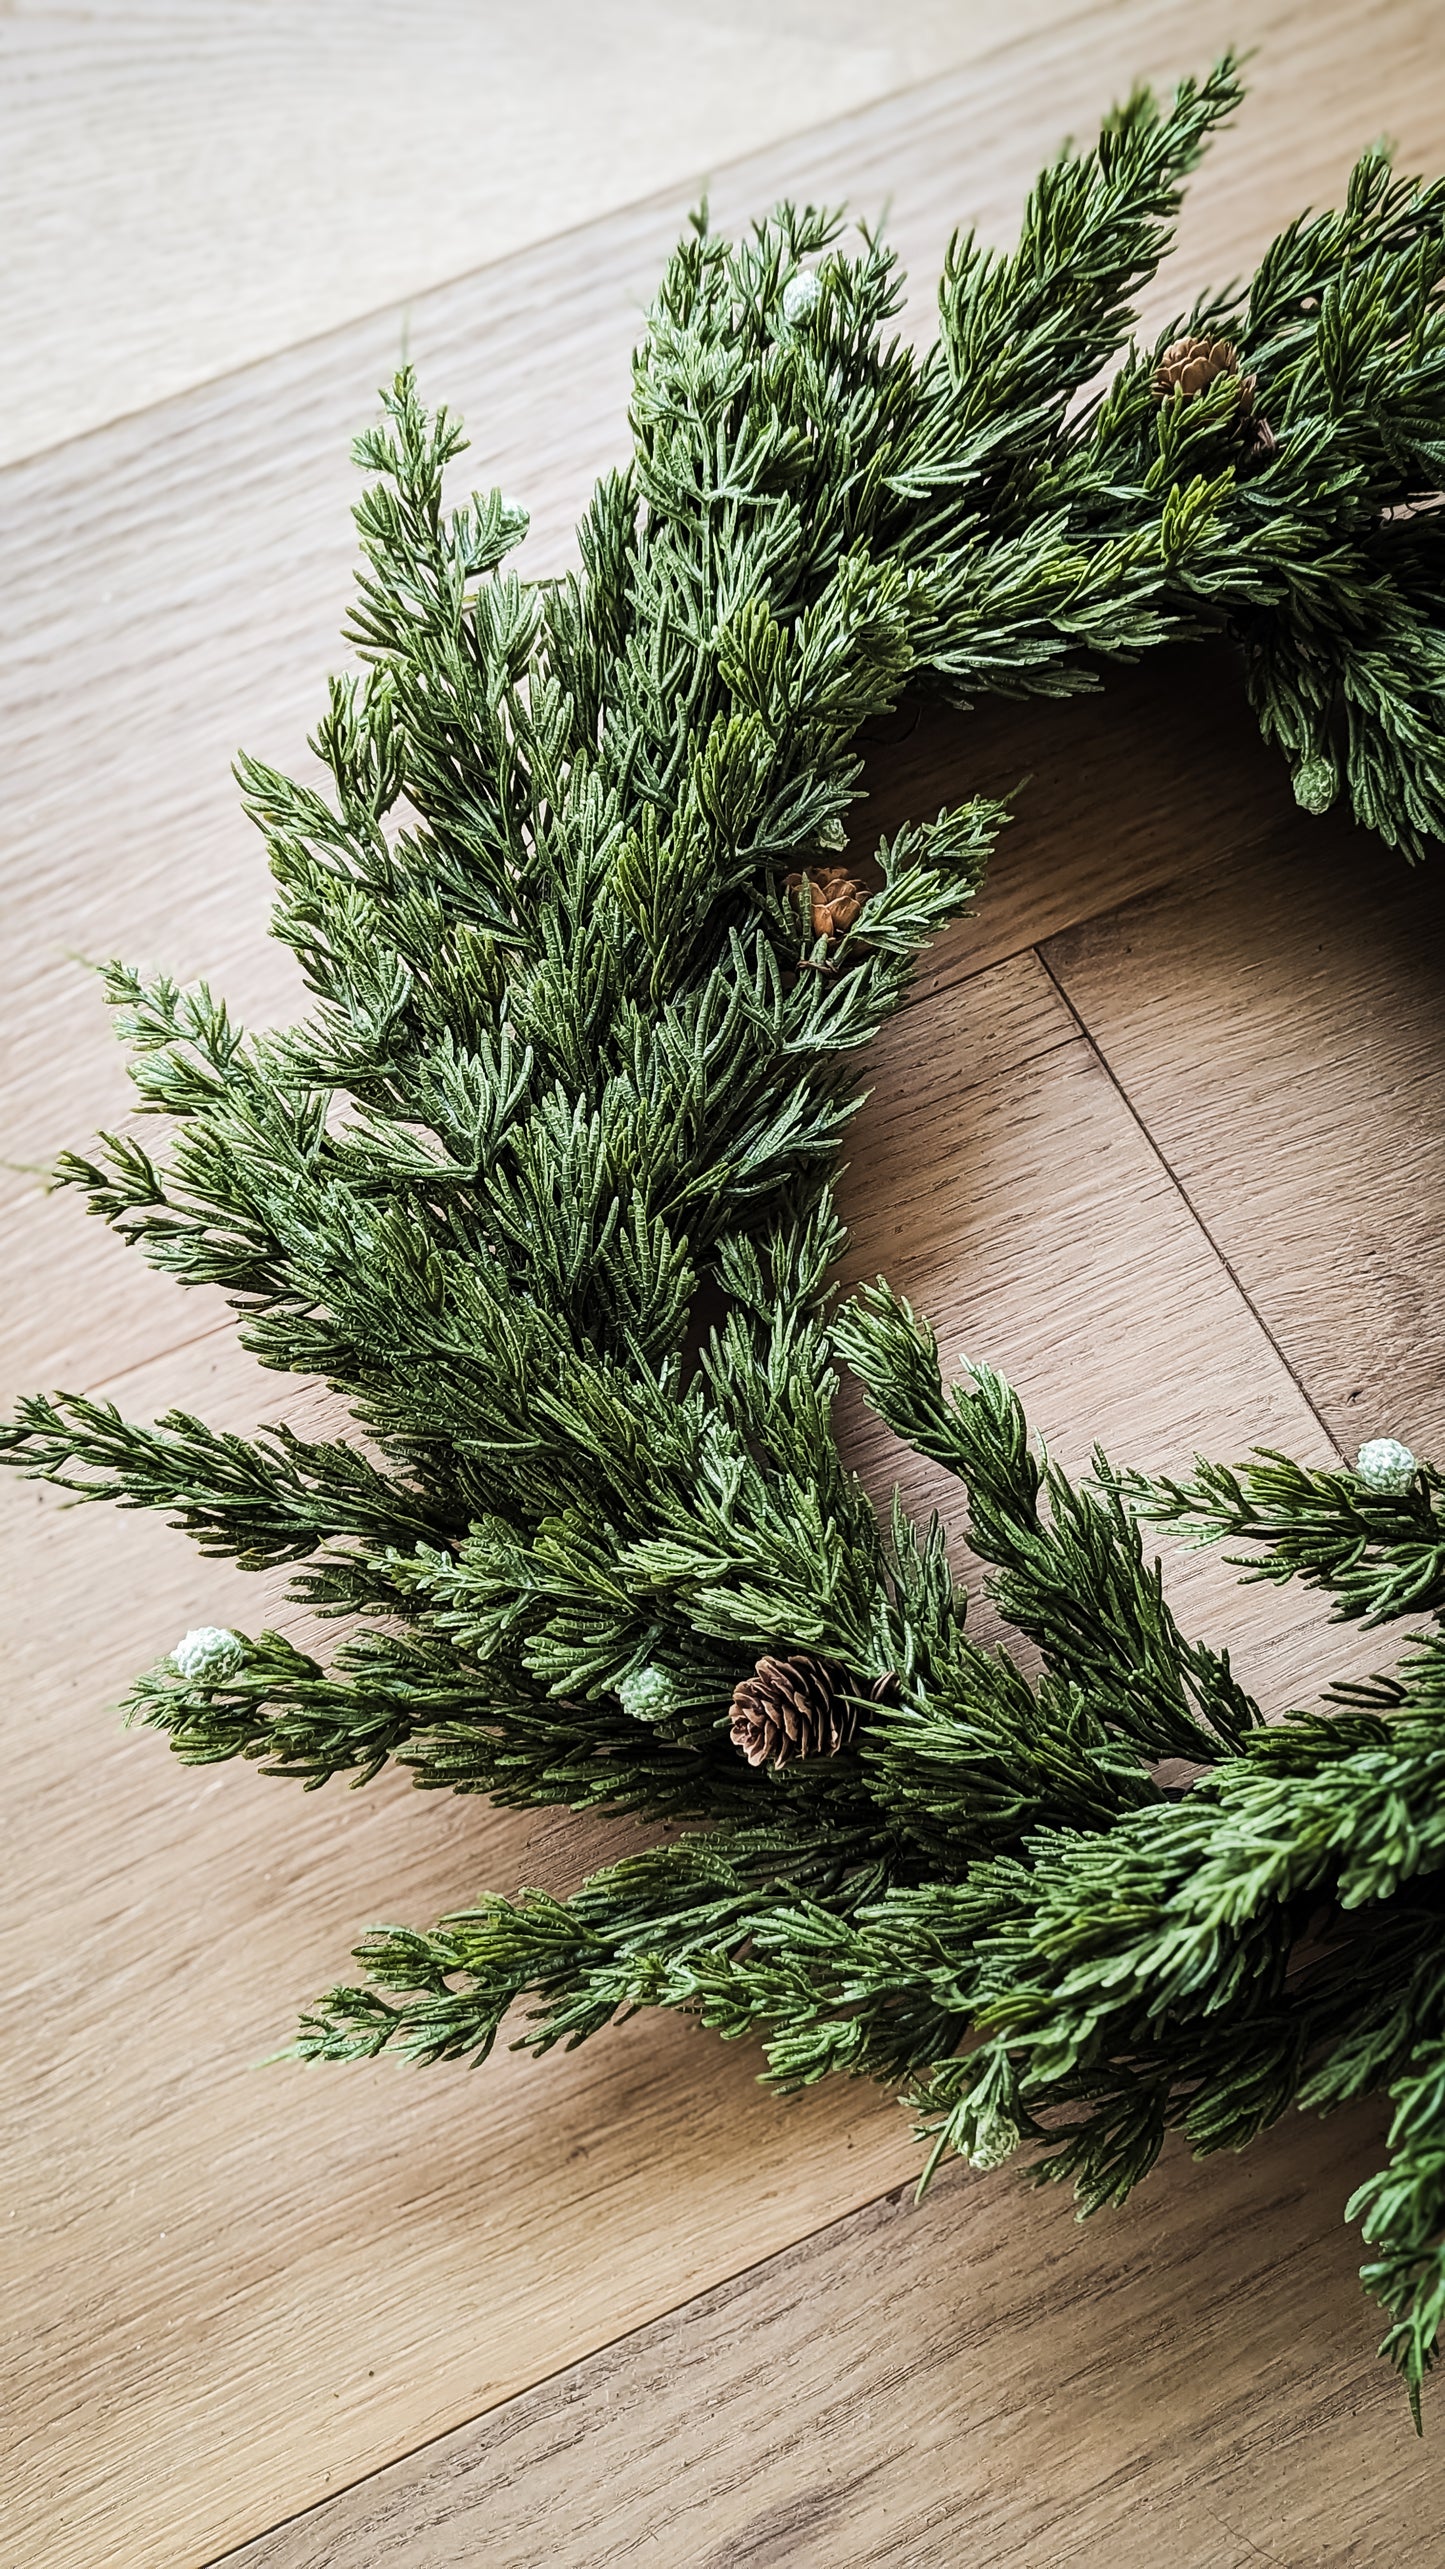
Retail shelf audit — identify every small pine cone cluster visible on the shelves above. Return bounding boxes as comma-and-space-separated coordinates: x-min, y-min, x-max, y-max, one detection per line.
1152, 334, 1275, 455
1152, 333, 1242, 400
728, 1652, 898, 1770
786, 864, 868, 941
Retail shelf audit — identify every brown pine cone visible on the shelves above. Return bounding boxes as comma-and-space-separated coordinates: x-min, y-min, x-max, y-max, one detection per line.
1152, 334, 1244, 401
785, 864, 867, 940
729, 1652, 858, 1769
1153, 334, 1275, 459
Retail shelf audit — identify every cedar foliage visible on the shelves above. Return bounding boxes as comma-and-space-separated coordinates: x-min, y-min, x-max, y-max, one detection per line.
8, 61, 1445, 2419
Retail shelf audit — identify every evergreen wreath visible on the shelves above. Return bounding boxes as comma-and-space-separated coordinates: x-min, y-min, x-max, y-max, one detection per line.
10, 56, 1445, 2421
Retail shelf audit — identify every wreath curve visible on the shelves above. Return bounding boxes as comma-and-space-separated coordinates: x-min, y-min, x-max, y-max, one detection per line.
9, 56, 1445, 2421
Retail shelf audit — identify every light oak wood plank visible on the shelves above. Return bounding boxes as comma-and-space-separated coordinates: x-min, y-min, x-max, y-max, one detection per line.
879, 647, 1291, 1003
839, 969, 1390, 1719
0, 0, 1104, 465
1043, 815, 1445, 1454
221, 2112, 1445, 2569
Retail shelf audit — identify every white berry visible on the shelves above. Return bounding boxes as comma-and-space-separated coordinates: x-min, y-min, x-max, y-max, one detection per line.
171, 1626, 246, 1683
782, 270, 821, 326
1355, 1438, 1418, 1494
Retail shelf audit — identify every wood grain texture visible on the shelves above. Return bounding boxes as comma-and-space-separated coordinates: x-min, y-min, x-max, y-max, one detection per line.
7, 3, 1445, 2562
1044, 819, 1445, 1455
836, 943, 1393, 1718
223, 2116, 1443, 2569
0, 0, 1103, 464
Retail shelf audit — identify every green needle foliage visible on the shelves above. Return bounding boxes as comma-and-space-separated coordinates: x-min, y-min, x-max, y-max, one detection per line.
8, 62, 1445, 2417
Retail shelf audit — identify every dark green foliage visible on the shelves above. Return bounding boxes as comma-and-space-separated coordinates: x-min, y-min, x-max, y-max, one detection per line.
8, 62, 1445, 2422
1105, 1445, 1445, 1624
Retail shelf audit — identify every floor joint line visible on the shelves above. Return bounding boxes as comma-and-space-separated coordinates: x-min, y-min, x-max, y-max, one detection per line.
1033, 942, 1346, 1464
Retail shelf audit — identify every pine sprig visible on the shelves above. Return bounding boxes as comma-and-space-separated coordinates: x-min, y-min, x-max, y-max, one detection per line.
1103, 1446, 1445, 1625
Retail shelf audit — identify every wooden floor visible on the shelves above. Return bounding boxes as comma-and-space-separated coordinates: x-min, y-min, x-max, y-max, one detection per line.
6, 3, 1445, 2562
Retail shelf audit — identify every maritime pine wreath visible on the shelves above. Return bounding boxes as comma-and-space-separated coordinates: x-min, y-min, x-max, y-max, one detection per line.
9, 58, 1445, 2419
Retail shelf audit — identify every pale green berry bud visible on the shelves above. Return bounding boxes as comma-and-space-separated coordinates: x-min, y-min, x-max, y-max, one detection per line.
1293, 755, 1336, 816
171, 1626, 246, 1683
781, 270, 821, 326
1355, 1437, 1417, 1494
967, 2115, 1021, 2172
618, 1664, 678, 1723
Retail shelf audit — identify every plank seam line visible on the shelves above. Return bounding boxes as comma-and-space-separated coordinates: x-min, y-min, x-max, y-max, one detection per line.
78, 1311, 242, 1401
0, 0, 1141, 487
197, 2170, 945, 2565
1, 0, 1321, 484
897, 815, 1290, 1016
1033, 943, 1346, 1463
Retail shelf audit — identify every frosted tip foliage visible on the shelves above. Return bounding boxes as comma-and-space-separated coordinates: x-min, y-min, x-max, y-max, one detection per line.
782, 269, 821, 325
171, 1626, 246, 1684
1356, 1438, 1418, 1493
